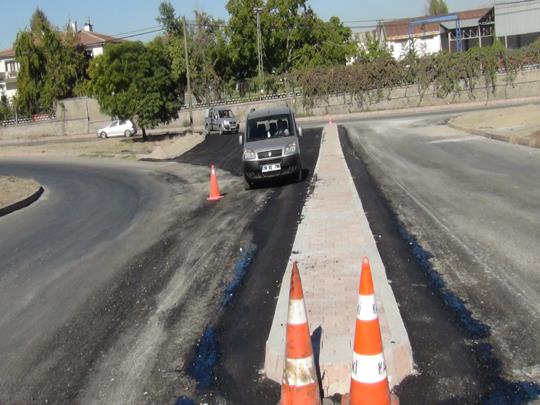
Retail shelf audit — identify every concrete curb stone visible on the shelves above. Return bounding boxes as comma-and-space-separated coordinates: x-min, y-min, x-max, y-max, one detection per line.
0, 185, 44, 217
447, 122, 540, 149
264, 124, 414, 396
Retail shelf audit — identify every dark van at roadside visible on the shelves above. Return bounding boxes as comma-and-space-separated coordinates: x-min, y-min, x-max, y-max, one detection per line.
239, 106, 303, 189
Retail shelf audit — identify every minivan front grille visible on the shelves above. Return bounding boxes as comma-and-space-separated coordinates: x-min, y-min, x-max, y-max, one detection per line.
258, 149, 282, 159
259, 158, 281, 167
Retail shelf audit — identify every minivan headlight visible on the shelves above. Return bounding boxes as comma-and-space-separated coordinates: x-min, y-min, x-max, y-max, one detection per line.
244, 148, 257, 160
284, 142, 297, 155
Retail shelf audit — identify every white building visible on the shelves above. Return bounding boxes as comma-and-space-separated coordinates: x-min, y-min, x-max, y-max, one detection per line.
495, 0, 540, 48
0, 21, 120, 101
0, 48, 19, 100
378, 8, 495, 60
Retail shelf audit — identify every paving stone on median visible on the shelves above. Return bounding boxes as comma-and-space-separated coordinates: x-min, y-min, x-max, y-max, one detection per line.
265, 124, 414, 396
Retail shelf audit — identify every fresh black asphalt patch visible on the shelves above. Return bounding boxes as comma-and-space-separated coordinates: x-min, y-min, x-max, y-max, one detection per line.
339, 126, 540, 404
175, 129, 322, 404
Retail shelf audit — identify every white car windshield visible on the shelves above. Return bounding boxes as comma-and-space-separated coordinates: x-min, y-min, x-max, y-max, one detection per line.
246, 114, 292, 142
218, 110, 233, 118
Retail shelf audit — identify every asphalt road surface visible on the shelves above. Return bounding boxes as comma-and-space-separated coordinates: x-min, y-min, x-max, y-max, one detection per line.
0, 128, 322, 404
342, 114, 540, 403
2, 111, 539, 405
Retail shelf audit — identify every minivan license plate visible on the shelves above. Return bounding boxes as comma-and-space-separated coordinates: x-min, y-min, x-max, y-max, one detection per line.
262, 163, 281, 173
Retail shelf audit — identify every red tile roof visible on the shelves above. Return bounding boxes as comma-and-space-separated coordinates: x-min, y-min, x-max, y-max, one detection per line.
0, 48, 15, 59
75, 30, 122, 47
0, 30, 121, 58
383, 7, 492, 40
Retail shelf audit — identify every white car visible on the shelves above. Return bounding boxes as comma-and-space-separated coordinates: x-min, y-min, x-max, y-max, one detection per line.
97, 120, 137, 138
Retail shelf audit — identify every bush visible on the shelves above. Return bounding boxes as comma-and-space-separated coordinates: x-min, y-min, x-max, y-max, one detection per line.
285, 40, 540, 108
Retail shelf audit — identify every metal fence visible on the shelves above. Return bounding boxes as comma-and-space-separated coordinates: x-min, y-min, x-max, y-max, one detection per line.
0, 113, 56, 127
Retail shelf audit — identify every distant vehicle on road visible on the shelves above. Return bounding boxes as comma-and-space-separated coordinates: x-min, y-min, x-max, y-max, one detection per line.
239, 106, 303, 189
204, 107, 239, 135
97, 120, 137, 138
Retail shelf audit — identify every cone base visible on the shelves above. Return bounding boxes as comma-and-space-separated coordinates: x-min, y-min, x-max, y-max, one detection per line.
207, 195, 223, 201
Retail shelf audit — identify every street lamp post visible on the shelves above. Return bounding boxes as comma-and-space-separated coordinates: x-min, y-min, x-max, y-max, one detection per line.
253, 7, 264, 93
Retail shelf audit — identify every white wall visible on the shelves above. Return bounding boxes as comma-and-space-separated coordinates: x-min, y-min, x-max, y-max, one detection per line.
389, 35, 441, 59
91, 46, 104, 57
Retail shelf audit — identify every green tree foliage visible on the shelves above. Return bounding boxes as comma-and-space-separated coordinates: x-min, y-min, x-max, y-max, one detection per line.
356, 31, 392, 63
0, 95, 11, 121
293, 16, 357, 69
190, 11, 232, 101
87, 40, 183, 141
225, 0, 264, 80
227, 0, 357, 76
425, 0, 449, 16
14, 8, 89, 115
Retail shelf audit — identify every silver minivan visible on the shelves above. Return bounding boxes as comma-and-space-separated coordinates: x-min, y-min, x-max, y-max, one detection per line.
239, 106, 303, 189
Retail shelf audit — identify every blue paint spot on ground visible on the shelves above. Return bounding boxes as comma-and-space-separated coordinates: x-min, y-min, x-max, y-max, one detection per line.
221, 246, 255, 306
174, 397, 195, 405
397, 221, 540, 403
188, 327, 218, 390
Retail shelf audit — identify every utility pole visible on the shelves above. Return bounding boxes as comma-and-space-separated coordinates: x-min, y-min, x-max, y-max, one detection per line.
182, 16, 193, 128
254, 7, 264, 93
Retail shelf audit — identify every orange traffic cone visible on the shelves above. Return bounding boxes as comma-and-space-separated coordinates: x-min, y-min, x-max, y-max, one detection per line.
207, 164, 223, 201
342, 257, 397, 405
280, 262, 321, 405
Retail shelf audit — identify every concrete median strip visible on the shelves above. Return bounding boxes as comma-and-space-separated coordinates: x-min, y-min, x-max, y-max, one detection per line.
264, 124, 414, 396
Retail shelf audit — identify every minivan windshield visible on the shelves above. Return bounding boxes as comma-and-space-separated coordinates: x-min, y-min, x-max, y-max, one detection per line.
218, 109, 234, 118
246, 114, 293, 142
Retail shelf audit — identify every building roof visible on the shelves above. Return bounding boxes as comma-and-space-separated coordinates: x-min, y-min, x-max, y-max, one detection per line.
75, 30, 122, 47
0, 30, 121, 58
383, 7, 492, 40
0, 48, 15, 59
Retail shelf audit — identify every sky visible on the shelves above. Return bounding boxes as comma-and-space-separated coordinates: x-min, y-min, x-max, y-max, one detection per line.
1, 0, 492, 50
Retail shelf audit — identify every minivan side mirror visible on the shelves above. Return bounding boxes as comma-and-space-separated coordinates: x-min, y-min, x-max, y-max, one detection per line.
238, 134, 243, 145
298, 126, 303, 137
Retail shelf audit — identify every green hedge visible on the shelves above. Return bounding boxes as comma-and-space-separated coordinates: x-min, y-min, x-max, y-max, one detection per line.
286, 39, 540, 107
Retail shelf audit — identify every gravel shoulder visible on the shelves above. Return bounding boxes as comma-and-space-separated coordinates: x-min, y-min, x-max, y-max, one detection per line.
449, 104, 540, 147
0, 131, 204, 160
0, 176, 41, 209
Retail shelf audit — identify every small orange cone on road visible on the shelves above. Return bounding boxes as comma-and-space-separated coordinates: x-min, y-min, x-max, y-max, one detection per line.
207, 164, 223, 201
280, 262, 321, 405
342, 257, 397, 405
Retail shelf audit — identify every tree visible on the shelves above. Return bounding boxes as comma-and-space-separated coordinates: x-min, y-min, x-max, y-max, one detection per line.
226, 0, 357, 76
87, 40, 183, 141
425, 0, 448, 16
0, 95, 11, 121
226, 0, 265, 80
158, 2, 232, 102
356, 31, 392, 63
293, 16, 357, 68
14, 8, 89, 115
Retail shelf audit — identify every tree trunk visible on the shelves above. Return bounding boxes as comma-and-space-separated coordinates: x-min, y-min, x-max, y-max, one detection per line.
142, 127, 147, 142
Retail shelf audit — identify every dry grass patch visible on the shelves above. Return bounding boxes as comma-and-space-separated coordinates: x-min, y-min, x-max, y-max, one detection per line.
0, 176, 40, 208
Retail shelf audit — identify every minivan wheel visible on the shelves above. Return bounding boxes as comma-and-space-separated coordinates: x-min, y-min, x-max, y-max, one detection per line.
244, 178, 253, 190
124, 129, 132, 137
219, 125, 224, 136
100, 131, 107, 139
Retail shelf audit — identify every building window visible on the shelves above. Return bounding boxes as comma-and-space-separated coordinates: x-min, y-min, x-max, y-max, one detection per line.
5, 61, 20, 77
